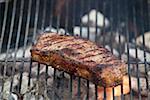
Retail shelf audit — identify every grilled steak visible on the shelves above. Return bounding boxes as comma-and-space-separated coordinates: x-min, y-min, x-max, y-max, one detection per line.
31, 33, 127, 87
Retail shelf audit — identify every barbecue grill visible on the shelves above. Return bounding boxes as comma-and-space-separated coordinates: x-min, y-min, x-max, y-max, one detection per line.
0, 0, 150, 99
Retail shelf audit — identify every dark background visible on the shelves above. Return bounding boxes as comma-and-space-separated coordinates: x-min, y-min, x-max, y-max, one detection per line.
0, 0, 149, 52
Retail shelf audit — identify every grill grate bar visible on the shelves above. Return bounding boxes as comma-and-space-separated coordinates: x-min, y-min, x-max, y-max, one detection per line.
18, 62, 24, 93
49, 0, 54, 29
56, 12, 60, 33
0, 4, 1, 33
121, 84, 124, 100
78, 0, 85, 99
139, 0, 150, 95
117, 0, 122, 60
56, 14, 60, 33
149, 0, 150, 30
32, 0, 40, 44
95, 84, 98, 100
101, 1, 106, 46
95, 0, 98, 43
87, 0, 91, 40
65, 0, 69, 34
112, 88, 115, 100
72, 0, 76, 36
61, 72, 65, 99
3, 0, 16, 77
124, 0, 133, 99
23, 0, 32, 88
18, 0, 36, 94
37, 63, 40, 80
10, 0, 24, 93
0, 1, 9, 54
26, 0, 40, 95
28, 59, 32, 87
79, 0, 84, 37
45, 65, 49, 81
0, 0, 17, 98
148, 0, 150, 98
77, 77, 81, 99
45, 65, 48, 97
52, 68, 56, 99
109, 0, 113, 53
116, 0, 124, 99
41, 0, 47, 31
86, 80, 89, 100
136, 58, 142, 99
56, 0, 61, 33
148, 0, 150, 100
132, 1, 142, 99
35, 63, 40, 99
69, 74, 73, 99
104, 87, 106, 100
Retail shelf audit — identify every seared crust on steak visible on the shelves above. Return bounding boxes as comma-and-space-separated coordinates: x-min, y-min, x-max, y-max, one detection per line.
31, 33, 127, 87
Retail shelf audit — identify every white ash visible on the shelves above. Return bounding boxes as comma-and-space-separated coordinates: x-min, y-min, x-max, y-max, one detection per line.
0, 53, 12, 60
0, 45, 31, 60
44, 27, 57, 33
121, 59, 150, 96
136, 31, 150, 50
73, 27, 126, 51
131, 76, 150, 96
81, 9, 109, 28
44, 27, 69, 35
114, 32, 126, 45
24, 72, 94, 100
131, 63, 149, 74
0, 61, 95, 100
73, 26, 121, 57
29, 63, 54, 78
98, 32, 126, 50
73, 26, 101, 42
8, 93, 18, 100
121, 53, 150, 74
20, 73, 34, 94
2, 73, 31, 99
11, 45, 31, 59
124, 44, 150, 62
105, 45, 119, 57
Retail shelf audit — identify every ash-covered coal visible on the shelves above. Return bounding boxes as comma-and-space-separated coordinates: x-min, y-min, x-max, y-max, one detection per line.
0, 62, 95, 100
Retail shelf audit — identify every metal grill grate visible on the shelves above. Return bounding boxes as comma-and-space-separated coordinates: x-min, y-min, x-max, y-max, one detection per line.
0, 0, 150, 99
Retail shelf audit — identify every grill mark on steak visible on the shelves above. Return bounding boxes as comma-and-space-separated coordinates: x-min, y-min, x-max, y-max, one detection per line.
67, 44, 84, 50
85, 48, 99, 53
66, 41, 86, 47
61, 48, 81, 56
92, 64, 114, 72
42, 38, 77, 49
54, 41, 84, 49
39, 33, 72, 42
79, 54, 96, 60
78, 52, 104, 60
42, 37, 72, 44
39, 34, 59, 42
52, 38, 75, 44
39, 33, 56, 39
67, 41, 91, 50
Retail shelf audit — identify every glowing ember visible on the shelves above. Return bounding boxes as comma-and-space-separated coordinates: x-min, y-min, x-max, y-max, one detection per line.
98, 75, 130, 100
